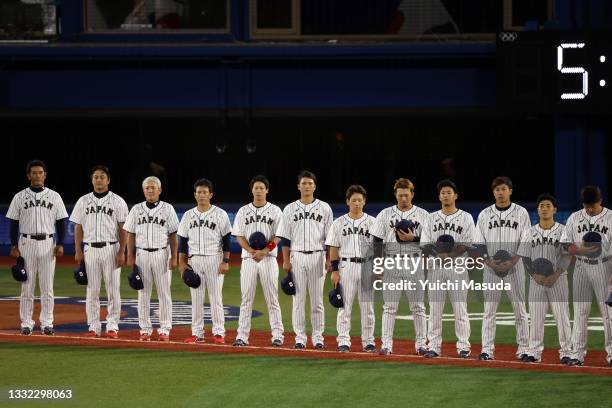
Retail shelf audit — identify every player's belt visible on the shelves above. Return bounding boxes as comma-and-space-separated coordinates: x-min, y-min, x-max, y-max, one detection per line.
87, 241, 118, 248
296, 250, 324, 254
342, 257, 372, 263
22, 234, 53, 240
577, 256, 612, 265
138, 247, 167, 252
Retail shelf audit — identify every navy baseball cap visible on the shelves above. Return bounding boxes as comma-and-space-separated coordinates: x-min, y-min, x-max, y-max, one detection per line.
128, 265, 144, 290
11, 256, 27, 282
328, 283, 344, 308
74, 261, 88, 285
281, 272, 296, 296
182, 266, 201, 289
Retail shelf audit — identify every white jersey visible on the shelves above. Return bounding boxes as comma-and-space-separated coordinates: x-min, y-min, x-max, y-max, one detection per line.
177, 205, 232, 255
69, 192, 128, 243
123, 201, 179, 249
420, 209, 476, 248
370, 204, 430, 254
518, 223, 567, 266
276, 199, 333, 252
6, 187, 68, 234
476, 203, 531, 255
231, 202, 282, 258
560, 208, 612, 261
325, 213, 375, 258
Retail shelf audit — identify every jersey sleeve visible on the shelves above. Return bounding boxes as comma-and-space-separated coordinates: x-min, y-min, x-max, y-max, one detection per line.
324, 218, 341, 248
117, 197, 129, 224
177, 212, 189, 238
519, 207, 532, 233
167, 205, 180, 234
323, 203, 334, 238
419, 216, 432, 244
123, 207, 137, 233
6, 194, 21, 220
219, 210, 232, 237
560, 214, 574, 243
271, 206, 282, 236
516, 228, 532, 258
370, 210, 387, 240
54, 193, 69, 220
231, 207, 245, 237
275, 206, 292, 240
69, 197, 84, 225
461, 213, 476, 244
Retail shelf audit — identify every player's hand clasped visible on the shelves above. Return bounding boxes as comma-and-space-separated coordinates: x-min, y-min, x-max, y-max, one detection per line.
395, 228, 414, 242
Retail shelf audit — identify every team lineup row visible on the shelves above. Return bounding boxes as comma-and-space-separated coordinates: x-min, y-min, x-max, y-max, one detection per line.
6, 161, 612, 367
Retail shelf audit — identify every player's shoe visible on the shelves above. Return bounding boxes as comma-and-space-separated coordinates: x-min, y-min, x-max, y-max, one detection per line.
42, 327, 55, 336
84, 330, 100, 338
213, 335, 225, 344
363, 344, 377, 353
272, 339, 283, 347
417, 347, 428, 356
478, 353, 492, 361
314, 343, 325, 350
379, 348, 392, 356
233, 339, 247, 347
337, 345, 350, 353
521, 355, 540, 363
566, 359, 583, 366
20, 327, 32, 336
139, 333, 151, 342
294, 343, 306, 350
158, 333, 170, 342
424, 350, 439, 358
560, 356, 572, 365
106, 331, 119, 339
459, 350, 470, 359
517, 353, 529, 361
184, 336, 204, 344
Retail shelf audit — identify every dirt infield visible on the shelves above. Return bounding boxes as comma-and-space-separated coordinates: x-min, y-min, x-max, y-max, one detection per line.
1, 327, 610, 377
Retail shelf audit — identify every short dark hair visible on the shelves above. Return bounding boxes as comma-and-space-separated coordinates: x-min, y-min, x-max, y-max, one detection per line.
491, 176, 513, 191
194, 178, 213, 193
581, 186, 601, 204
26, 160, 46, 174
437, 179, 458, 194
91, 165, 110, 178
345, 184, 367, 200
297, 170, 317, 185
536, 193, 557, 208
250, 175, 270, 190
393, 178, 414, 193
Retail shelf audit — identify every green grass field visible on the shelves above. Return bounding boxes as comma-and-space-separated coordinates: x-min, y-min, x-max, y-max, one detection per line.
0, 266, 610, 407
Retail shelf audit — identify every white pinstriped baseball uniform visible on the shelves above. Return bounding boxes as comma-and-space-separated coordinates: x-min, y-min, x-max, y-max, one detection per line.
421, 209, 475, 356
370, 205, 429, 353
476, 203, 531, 358
560, 208, 612, 363
276, 199, 333, 346
325, 213, 376, 348
517, 223, 571, 361
232, 202, 284, 344
124, 201, 179, 336
6, 187, 68, 330
70, 191, 128, 334
178, 205, 231, 339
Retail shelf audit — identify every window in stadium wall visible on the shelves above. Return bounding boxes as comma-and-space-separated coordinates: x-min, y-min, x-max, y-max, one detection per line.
85, 0, 230, 32
0, 0, 57, 38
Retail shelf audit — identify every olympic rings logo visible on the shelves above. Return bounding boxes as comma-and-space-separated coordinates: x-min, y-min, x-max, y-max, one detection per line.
499, 32, 518, 42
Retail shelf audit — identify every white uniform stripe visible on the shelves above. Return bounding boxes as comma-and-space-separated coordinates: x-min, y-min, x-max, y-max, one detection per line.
84, 243, 121, 334
291, 252, 326, 345
136, 248, 173, 335
189, 254, 225, 338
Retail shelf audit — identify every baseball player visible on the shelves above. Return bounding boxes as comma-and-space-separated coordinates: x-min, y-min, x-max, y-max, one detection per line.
178, 178, 232, 344
276, 170, 333, 349
70, 165, 128, 338
560, 186, 612, 366
420, 180, 475, 358
124, 176, 179, 342
326, 184, 376, 353
6, 160, 68, 336
517, 193, 572, 364
232, 175, 284, 347
370, 178, 429, 356
476, 176, 531, 361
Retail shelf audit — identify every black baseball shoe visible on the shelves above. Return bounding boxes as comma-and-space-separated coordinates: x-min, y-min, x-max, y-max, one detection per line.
272, 339, 283, 347
478, 353, 492, 361
417, 347, 428, 356
232, 339, 247, 347
314, 343, 325, 350
20, 327, 31, 336
363, 344, 377, 353
459, 350, 470, 359
42, 327, 55, 336
518, 353, 529, 361
337, 345, 350, 353
294, 343, 306, 350
560, 356, 572, 365
566, 358, 583, 366
424, 350, 439, 358
521, 355, 540, 363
